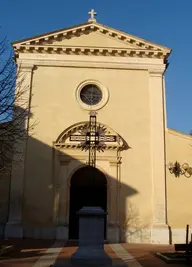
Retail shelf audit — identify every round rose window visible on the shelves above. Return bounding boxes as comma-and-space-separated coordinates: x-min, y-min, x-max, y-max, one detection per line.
80, 84, 102, 106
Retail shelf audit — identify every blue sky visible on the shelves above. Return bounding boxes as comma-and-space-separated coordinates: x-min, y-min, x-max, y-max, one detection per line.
1, 0, 192, 134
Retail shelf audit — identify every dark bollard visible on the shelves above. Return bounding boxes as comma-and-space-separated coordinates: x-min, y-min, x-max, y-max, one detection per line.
51, 206, 127, 267
71, 206, 112, 266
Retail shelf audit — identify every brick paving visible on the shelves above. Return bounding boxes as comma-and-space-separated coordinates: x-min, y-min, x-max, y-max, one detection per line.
54, 241, 119, 266
0, 239, 54, 267
53, 242, 77, 266
122, 243, 189, 267
0, 239, 190, 267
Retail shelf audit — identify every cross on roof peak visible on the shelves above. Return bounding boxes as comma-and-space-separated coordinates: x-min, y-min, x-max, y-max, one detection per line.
88, 9, 97, 22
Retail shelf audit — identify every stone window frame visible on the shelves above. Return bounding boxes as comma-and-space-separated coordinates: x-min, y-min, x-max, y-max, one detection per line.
75, 80, 109, 111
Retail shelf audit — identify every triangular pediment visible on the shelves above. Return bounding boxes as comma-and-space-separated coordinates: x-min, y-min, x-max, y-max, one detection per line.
13, 21, 171, 59
45, 31, 137, 49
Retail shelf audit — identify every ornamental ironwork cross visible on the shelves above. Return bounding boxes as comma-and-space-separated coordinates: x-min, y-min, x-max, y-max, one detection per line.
70, 112, 117, 167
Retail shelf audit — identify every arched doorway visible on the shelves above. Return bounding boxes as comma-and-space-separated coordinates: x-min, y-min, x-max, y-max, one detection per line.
68, 166, 107, 240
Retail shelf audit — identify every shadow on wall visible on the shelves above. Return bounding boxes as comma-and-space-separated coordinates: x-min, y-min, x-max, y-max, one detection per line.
3, 109, 150, 243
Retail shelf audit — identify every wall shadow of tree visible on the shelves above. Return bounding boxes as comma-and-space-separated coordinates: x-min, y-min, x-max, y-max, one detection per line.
119, 202, 151, 243
0, 105, 152, 247
20, 134, 140, 243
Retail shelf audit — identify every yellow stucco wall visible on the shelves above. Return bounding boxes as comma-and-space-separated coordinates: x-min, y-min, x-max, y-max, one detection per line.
24, 65, 152, 228
52, 31, 135, 48
166, 129, 192, 228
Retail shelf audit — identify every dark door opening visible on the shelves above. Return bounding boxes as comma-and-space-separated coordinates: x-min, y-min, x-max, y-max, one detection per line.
68, 166, 107, 240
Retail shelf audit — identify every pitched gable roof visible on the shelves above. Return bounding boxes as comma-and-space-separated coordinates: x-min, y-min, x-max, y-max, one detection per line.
13, 21, 171, 60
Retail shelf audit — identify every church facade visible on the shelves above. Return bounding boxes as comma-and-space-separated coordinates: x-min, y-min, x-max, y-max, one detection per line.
2, 11, 192, 244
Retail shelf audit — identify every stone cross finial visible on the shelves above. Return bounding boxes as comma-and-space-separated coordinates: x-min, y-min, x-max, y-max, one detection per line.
88, 9, 97, 22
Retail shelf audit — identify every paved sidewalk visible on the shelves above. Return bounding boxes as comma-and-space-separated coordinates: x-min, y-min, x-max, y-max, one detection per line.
53, 242, 120, 266
111, 244, 142, 267
0, 239, 55, 267
0, 239, 189, 267
122, 243, 188, 267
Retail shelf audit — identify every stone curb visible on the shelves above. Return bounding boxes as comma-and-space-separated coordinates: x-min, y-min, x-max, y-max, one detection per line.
156, 252, 192, 264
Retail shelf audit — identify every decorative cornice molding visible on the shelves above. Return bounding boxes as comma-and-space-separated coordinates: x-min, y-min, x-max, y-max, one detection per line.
13, 22, 171, 51
148, 67, 165, 76
18, 62, 34, 72
14, 45, 167, 59
54, 121, 129, 152
13, 22, 171, 61
13, 23, 96, 45
55, 143, 122, 151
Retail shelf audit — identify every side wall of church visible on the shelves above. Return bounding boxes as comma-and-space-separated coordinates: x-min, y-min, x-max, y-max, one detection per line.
23, 65, 153, 237
166, 129, 192, 243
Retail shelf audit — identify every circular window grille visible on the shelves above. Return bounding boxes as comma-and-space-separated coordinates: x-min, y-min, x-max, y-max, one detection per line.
80, 84, 102, 106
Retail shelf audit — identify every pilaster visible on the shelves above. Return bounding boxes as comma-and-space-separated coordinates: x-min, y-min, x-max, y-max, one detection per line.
107, 160, 120, 243
5, 63, 34, 238
56, 160, 70, 240
57, 161, 69, 225
149, 67, 169, 244
163, 76, 168, 130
